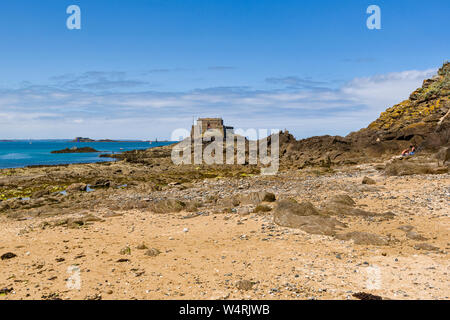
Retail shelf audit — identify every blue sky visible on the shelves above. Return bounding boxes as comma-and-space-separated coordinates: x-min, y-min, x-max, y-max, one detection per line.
0, 0, 448, 139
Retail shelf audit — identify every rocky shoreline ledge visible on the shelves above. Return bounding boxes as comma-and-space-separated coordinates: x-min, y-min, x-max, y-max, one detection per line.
51, 147, 100, 154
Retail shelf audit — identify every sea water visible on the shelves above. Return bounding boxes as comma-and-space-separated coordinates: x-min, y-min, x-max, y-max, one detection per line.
0, 140, 175, 169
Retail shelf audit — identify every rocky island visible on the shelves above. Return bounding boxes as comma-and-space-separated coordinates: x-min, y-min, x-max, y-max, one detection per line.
51, 147, 100, 154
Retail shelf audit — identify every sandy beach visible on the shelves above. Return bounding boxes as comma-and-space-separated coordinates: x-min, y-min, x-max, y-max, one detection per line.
1, 160, 448, 300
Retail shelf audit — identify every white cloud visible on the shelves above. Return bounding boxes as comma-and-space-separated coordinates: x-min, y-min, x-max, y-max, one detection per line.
341, 68, 436, 110
0, 67, 439, 139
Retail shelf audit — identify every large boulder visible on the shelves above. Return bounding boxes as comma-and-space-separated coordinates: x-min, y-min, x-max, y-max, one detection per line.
322, 194, 393, 219
273, 200, 345, 236
274, 200, 321, 216
328, 194, 356, 206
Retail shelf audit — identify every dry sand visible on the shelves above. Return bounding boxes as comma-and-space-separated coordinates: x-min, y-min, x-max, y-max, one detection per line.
0, 166, 449, 300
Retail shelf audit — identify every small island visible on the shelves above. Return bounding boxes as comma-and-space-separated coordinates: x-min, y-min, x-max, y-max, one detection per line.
51, 147, 99, 154
72, 137, 95, 142
72, 137, 147, 142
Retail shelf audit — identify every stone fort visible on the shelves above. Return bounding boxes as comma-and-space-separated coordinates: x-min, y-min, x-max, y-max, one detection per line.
190, 118, 234, 139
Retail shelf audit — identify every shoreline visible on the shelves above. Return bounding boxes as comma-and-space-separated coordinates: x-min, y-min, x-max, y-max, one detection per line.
0, 141, 177, 170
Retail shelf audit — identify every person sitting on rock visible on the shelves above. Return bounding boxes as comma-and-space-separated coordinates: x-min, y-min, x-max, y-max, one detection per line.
401, 148, 409, 156
401, 145, 416, 156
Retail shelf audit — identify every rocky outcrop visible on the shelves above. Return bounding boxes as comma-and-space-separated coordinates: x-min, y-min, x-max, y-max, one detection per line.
273, 200, 346, 236
270, 62, 450, 168
51, 147, 99, 154
349, 62, 450, 153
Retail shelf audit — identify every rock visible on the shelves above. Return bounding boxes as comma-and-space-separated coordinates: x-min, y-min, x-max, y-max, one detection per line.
353, 292, 382, 300
84, 293, 102, 300
66, 183, 87, 192
103, 210, 123, 218
253, 204, 272, 213
240, 191, 276, 205
51, 147, 99, 154
323, 204, 376, 218
414, 243, 439, 251
144, 248, 161, 257
385, 161, 448, 176
335, 232, 389, 246
329, 194, 356, 206
322, 195, 389, 218
67, 219, 85, 229
31, 189, 50, 199
0, 287, 13, 295
150, 199, 186, 213
236, 280, 254, 291
92, 179, 111, 188
41, 293, 62, 300
185, 200, 202, 212
362, 176, 376, 185
136, 243, 148, 250
1, 252, 17, 260
120, 246, 131, 255
262, 192, 276, 202
237, 207, 251, 216
273, 200, 345, 235
406, 231, 427, 241
217, 196, 241, 208
435, 147, 450, 166
398, 225, 414, 232
275, 200, 321, 217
